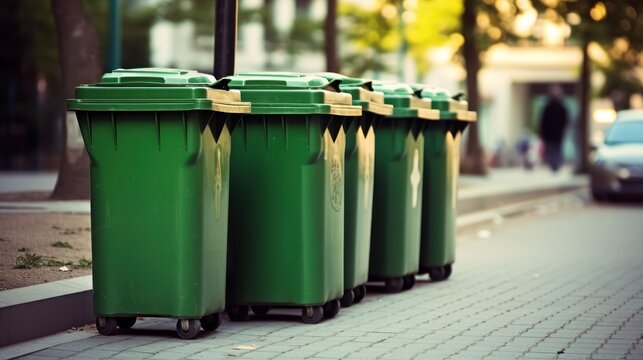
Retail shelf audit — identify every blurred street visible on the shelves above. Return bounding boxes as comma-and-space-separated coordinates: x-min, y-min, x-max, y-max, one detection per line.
3, 198, 642, 360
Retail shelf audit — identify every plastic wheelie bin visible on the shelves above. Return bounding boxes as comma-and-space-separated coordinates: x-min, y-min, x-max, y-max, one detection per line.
67, 68, 250, 339
316, 73, 393, 307
368, 82, 440, 293
224, 72, 362, 324
412, 85, 476, 282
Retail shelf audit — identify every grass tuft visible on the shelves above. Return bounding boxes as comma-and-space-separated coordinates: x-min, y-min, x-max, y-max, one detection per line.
15, 253, 43, 269
75, 258, 92, 269
51, 241, 73, 249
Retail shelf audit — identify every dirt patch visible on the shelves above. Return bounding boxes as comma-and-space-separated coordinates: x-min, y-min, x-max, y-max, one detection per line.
0, 213, 92, 291
0, 191, 52, 202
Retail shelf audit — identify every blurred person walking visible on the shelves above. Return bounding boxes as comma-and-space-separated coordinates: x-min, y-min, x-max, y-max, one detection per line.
539, 85, 569, 172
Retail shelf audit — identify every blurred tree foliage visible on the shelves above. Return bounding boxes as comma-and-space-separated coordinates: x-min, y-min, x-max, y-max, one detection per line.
339, 0, 463, 78
531, 0, 642, 108
337, 0, 402, 77
405, 0, 462, 78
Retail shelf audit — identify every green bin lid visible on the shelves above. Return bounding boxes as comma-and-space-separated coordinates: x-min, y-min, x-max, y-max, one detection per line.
67, 68, 250, 113
315, 73, 393, 116
371, 82, 439, 120
223, 72, 362, 116
410, 84, 476, 122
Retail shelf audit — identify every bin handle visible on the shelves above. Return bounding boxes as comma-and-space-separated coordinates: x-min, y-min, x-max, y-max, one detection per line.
211, 78, 231, 90
323, 79, 343, 93
360, 81, 374, 92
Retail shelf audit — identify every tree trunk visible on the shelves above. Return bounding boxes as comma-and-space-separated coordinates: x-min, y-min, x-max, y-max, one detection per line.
263, 0, 276, 69
460, 0, 487, 175
50, 0, 102, 199
576, 39, 590, 174
325, 0, 339, 72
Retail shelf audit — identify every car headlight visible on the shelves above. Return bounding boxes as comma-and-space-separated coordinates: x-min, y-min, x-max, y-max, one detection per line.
617, 168, 631, 179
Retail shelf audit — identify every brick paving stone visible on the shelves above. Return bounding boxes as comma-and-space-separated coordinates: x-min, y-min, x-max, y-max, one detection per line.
522, 352, 558, 359
557, 353, 590, 360
236, 351, 282, 359
110, 351, 153, 359
30, 348, 78, 358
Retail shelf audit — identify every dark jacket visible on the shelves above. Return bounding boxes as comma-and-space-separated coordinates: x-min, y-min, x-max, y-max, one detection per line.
539, 99, 568, 143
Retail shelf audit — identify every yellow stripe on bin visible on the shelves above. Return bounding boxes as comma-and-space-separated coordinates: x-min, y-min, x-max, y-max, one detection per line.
324, 91, 353, 106
366, 101, 393, 116
329, 105, 362, 117
416, 108, 441, 120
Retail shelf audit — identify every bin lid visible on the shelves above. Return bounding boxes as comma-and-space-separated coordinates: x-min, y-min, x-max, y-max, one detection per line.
67, 68, 250, 113
371, 82, 440, 120
223, 72, 362, 116
315, 73, 393, 116
410, 84, 476, 122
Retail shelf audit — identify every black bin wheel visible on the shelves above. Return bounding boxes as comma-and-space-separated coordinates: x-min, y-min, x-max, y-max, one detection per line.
251, 305, 270, 317
384, 277, 404, 293
428, 266, 447, 282
323, 299, 341, 319
402, 274, 416, 290
116, 317, 136, 329
176, 319, 201, 339
353, 285, 366, 303
444, 264, 453, 279
301, 306, 323, 324
340, 289, 355, 308
200, 313, 221, 332
96, 317, 118, 336
227, 305, 249, 321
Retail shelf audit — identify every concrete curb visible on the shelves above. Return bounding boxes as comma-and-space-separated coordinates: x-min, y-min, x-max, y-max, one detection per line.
0, 277, 94, 348
458, 176, 587, 214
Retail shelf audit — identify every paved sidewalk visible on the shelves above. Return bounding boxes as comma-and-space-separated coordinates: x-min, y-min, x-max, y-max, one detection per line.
458, 167, 585, 200
3, 202, 642, 360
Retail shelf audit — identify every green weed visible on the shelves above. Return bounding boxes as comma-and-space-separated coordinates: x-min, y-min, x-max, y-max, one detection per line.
75, 258, 93, 269
51, 241, 73, 249
14, 253, 43, 269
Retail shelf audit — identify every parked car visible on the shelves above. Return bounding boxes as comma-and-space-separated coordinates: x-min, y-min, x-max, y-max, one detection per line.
590, 109, 643, 201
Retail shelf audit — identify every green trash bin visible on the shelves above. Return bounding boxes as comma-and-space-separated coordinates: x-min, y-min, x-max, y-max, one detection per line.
412, 85, 476, 282
224, 72, 362, 324
368, 82, 440, 293
316, 73, 393, 307
67, 68, 250, 339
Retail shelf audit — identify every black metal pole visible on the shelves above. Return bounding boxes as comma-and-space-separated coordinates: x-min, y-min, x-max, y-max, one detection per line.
214, 0, 238, 78
325, 0, 338, 72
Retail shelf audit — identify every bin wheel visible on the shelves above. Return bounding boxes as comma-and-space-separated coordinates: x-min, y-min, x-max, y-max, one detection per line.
176, 319, 201, 339
428, 266, 447, 282
116, 317, 136, 329
340, 289, 355, 308
444, 264, 453, 279
353, 285, 366, 303
402, 274, 416, 290
384, 278, 404, 293
96, 317, 118, 336
301, 306, 323, 324
226, 305, 249, 321
323, 299, 341, 319
200, 313, 221, 332
251, 305, 270, 318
